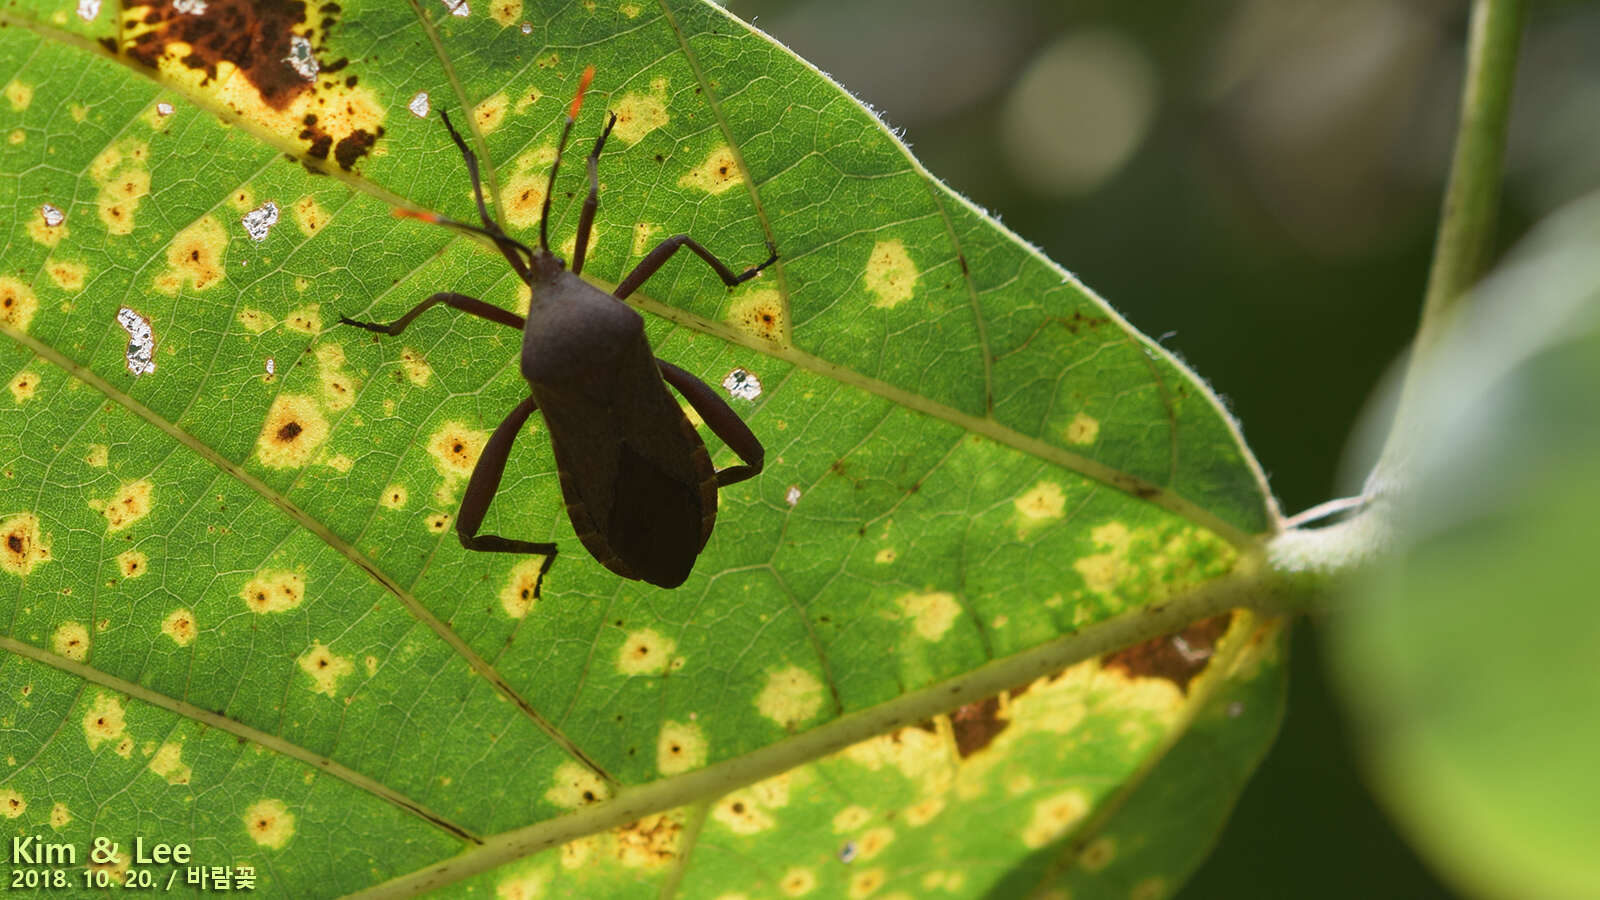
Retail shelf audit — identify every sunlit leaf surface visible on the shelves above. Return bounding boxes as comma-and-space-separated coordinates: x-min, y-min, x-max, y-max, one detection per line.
1, 1, 1282, 896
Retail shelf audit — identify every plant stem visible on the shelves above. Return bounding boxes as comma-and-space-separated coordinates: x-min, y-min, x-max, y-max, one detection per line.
1412, 0, 1525, 360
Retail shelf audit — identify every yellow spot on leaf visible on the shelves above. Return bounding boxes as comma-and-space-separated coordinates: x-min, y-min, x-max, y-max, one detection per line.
285, 304, 322, 334
1014, 480, 1066, 532
428, 422, 488, 478
52, 621, 90, 661
380, 484, 409, 510
85, 444, 109, 468
756, 665, 825, 729
156, 216, 228, 292
618, 628, 676, 676
1, 513, 52, 577
425, 513, 451, 533
474, 92, 508, 134
874, 548, 897, 565
495, 869, 547, 900
848, 868, 885, 898
255, 395, 329, 468
611, 78, 670, 145
619, 1, 641, 17
656, 720, 706, 775
98, 478, 154, 532
298, 641, 354, 696
1078, 835, 1116, 871
500, 171, 548, 231
244, 798, 295, 849
858, 826, 895, 860
47, 261, 87, 292
92, 141, 152, 236
833, 805, 872, 833
237, 308, 276, 333
50, 803, 70, 828
161, 608, 196, 646
228, 187, 255, 212
500, 556, 548, 618
7, 371, 38, 403
5, 80, 33, 110
1065, 412, 1099, 445
0, 788, 24, 819
315, 343, 358, 411
612, 812, 682, 868
864, 239, 917, 308
292, 195, 328, 237
0, 278, 40, 333
0, 512, 50, 573
26, 215, 67, 247
545, 761, 611, 809
712, 790, 774, 834
116, 549, 148, 579
779, 868, 816, 896
399, 346, 432, 386
904, 795, 944, 826
894, 591, 961, 641
148, 742, 192, 785
1022, 788, 1090, 848
240, 570, 305, 614
489, 0, 522, 26
679, 146, 743, 194
83, 693, 127, 750
727, 288, 785, 344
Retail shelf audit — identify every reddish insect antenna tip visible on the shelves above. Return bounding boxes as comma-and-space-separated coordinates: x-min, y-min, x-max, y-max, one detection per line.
393, 208, 443, 224
568, 64, 596, 120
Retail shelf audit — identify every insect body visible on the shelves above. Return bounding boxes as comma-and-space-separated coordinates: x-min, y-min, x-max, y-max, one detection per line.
341, 67, 776, 589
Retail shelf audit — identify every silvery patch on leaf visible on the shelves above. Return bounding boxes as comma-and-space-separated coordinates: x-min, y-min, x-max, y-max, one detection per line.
242, 201, 279, 242
283, 35, 318, 81
156, 101, 175, 117
785, 485, 801, 507
117, 307, 157, 376
172, 0, 205, 13
722, 367, 762, 400
408, 92, 430, 119
441, 0, 469, 17
76, 0, 100, 22
520, 22, 532, 34
265, 357, 276, 376
40, 204, 64, 227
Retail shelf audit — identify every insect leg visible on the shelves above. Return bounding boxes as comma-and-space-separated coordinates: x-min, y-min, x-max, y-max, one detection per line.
456, 394, 560, 567
571, 111, 618, 277
614, 236, 778, 300
339, 292, 525, 336
656, 359, 765, 487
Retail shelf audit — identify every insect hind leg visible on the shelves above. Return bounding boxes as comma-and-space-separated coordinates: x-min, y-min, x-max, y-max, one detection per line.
456, 394, 559, 588
655, 358, 764, 486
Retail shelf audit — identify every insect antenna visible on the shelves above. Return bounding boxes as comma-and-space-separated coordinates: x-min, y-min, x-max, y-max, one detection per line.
393, 207, 537, 275
540, 64, 596, 254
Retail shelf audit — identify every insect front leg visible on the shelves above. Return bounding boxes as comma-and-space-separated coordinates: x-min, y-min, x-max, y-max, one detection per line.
614, 236, 778, 300
571, 111, 618, 276
456, 394, 559, 568
656, 359, 764, 487
339, 292, 525, 336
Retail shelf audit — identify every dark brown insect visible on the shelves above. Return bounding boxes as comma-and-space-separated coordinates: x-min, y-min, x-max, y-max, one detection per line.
341, 67, 775, 589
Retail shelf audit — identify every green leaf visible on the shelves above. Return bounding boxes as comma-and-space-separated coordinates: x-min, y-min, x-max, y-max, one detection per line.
1331, 193, 1600, 900
0, 1, 1279, 896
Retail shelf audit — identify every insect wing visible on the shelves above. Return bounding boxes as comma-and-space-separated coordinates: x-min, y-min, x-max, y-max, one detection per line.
537, 354, 717, 588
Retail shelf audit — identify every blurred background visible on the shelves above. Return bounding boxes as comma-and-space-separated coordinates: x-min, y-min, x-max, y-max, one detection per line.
724, 0, 1600, 896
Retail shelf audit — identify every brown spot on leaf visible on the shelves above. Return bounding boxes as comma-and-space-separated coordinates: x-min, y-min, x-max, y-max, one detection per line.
950, 695, 1007, 758
1102, 613, 1232, 692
